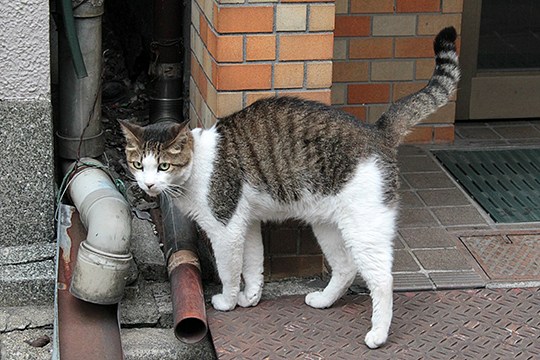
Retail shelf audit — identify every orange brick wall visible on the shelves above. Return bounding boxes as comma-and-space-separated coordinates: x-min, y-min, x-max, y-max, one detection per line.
332, 0, 463, 143
189, 0, 336, 129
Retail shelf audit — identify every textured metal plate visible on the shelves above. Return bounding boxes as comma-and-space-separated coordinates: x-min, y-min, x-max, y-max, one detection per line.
434, 149, 540, 223
461, 234, 540, 281
208, 288, 540, 359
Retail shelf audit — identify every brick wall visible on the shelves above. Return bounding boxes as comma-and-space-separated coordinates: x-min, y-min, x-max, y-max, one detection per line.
189, 0, 336, 129
332, 0, 463, 143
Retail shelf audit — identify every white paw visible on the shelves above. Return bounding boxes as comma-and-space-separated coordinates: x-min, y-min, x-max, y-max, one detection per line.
305, 291, 333, 309
211, 294, 236, 311
237, 288, 262, 308
364, 328, 388, 349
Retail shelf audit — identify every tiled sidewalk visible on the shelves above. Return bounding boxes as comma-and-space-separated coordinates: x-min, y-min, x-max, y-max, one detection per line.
387, 120, 540, 291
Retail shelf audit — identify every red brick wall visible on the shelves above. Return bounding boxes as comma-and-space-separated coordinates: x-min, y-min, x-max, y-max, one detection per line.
332, 0, 463, 143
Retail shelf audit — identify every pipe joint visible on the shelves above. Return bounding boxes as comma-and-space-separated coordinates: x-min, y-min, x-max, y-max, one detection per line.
72, 0, 105, 18
67, 159, 133, 304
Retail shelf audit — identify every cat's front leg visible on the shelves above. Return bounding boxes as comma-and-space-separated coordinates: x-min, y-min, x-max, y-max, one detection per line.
237, 221, 264, 308
208, 227, 245, 311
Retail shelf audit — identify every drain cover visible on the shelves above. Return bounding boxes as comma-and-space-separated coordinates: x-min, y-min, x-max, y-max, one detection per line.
434, 149, 540, 223
461, 233, 540, 282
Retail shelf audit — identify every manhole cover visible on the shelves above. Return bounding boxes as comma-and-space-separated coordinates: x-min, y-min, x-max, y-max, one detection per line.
434, 149, 540, 223
461, 233, 540, 281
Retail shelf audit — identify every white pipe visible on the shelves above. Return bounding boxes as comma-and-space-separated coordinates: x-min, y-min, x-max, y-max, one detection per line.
67, 158, 132, 304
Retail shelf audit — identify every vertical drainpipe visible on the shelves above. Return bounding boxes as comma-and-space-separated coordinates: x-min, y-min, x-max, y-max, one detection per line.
57, 0, 104, 159
150, 0, 208, 343
54, 0, 129, 357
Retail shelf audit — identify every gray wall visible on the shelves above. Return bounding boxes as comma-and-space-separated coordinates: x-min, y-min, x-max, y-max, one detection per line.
0, 1, 55, 245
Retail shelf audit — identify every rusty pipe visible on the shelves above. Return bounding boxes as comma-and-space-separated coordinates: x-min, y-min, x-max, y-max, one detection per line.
159, 197, 208, 343
54, 204, 124, 360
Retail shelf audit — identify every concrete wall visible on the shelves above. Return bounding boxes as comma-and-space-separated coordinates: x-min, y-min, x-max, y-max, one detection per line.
0, 1, 55, 245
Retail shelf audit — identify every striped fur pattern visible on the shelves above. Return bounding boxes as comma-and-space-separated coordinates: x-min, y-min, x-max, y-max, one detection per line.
120, 27, 460, 349
376, 27, 460, 146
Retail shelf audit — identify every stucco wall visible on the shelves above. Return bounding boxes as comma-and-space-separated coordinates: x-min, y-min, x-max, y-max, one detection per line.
0, 0, 51, 100
0, 1, 55, 246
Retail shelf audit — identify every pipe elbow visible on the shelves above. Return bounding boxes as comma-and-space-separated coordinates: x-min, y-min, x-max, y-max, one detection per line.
67, 159, 133, 304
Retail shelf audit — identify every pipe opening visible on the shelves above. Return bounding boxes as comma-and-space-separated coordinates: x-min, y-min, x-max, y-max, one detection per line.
175, 317, 208, 344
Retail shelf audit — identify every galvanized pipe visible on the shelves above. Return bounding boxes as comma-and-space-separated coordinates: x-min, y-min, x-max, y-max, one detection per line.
67, 159, 132, 305
57, 0, 104, 159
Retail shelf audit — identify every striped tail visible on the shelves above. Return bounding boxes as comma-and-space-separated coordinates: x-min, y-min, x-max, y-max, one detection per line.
376, 27, 460, 146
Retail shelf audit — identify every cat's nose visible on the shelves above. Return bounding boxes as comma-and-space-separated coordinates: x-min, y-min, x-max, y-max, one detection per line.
145, 182, 155, 189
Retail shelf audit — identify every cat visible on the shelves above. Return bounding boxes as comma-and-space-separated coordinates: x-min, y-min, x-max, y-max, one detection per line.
120, 27, 460, 349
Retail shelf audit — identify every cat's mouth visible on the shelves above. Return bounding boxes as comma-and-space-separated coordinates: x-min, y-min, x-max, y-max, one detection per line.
145, 189, 161, 197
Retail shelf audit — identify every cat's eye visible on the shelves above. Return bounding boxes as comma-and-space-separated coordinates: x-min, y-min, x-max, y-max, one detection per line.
132, 161, 143, 169
158, 163, 171, 171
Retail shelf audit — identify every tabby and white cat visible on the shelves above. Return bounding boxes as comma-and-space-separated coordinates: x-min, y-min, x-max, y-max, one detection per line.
120, 27, 460, 348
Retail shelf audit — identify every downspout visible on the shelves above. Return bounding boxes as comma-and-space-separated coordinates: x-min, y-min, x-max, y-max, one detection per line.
56, 0, 132, 305
54, 0, 129, 357
150, 0, 208, 343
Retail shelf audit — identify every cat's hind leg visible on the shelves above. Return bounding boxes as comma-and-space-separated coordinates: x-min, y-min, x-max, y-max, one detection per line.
209, 226, 246, 311
338, 208, 396, 349
237, 221, 264, 307
305, 223, 357, 309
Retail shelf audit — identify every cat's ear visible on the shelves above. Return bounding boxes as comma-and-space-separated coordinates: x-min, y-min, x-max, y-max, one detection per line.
166, 120, 192, 153
118, 119, 143, 147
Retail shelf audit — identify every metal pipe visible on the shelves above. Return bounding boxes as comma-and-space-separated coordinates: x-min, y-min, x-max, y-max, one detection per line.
54, 204, 123, 360
149, 0, 208, 343
159, 198, 208, 343
66, 159, 133, 305
57, 0, 104, 159
149, 0, 184, 123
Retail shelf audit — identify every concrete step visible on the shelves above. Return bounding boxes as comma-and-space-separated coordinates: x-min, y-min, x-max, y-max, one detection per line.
0, 305, 54, 359
122, 328, 215, 360
0, 243, 55, 306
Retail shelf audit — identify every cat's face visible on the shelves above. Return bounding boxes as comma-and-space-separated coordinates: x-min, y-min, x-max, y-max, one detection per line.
119, 120, 193, 197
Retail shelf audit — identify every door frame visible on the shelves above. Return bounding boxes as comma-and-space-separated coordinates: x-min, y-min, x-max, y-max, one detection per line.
456, 0, 540, 120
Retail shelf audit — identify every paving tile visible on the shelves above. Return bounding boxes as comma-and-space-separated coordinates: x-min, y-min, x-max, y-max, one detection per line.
398, 176, 410, 190
399, 227, 457, 249
399, 190, 424, 208
417, 188, 471, 207
431, 206, 488, 226
429, 270, 486, 289
398, 145, 426, 156
403, 172, 456, 189
398, 155, 441, 173
393, 236, 405, 249
413, 249, 473, 271
455, 126, 501, 140
393, 250, 420, 272
491, 125, 540, 139
392, 272, 434, 291
398, 208, 439, 228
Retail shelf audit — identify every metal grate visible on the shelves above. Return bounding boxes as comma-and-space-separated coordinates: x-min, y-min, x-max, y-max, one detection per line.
434, 149, 540, 223
208, 288, 540, 359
